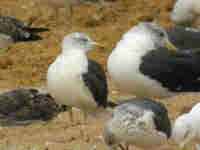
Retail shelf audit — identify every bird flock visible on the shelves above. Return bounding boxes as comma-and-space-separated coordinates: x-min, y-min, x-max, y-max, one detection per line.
1, 0, 200, 150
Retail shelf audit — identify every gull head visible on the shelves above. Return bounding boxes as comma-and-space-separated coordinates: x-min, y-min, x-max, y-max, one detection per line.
62, 32, 98, 53
123, 22, 177, 53
172, 113, 195, 150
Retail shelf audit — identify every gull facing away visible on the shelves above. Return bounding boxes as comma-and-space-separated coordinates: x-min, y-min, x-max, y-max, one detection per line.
47, 32, 116, 124
0, 88, 65, 126
170, 0, 200, 28
103, 98, 171, 150
172, 102, 200, 150
107, 22, 200, 99
0, 15, 49, 50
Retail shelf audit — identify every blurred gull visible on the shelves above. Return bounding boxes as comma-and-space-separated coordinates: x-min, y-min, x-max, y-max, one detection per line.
172, 102, 200, 150
0, 15, 49, 51
0, 88, 65, 126
170, 0, 200, 28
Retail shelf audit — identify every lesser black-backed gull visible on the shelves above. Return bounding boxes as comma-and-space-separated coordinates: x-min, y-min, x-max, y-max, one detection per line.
172, 102, 200, 150
103, 98, 171, 150
107, 22, 200, 98
170, 0, 200, 27
0, 88, 65, 126
0, 16, 49, 50
47, 32, 116, 124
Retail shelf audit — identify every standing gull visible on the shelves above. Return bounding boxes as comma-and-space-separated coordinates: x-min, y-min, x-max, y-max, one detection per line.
170, 0, 200, 28
107, 22, 200, 98
103, 98, 171, 150
172, 102, 200, 150
47, 32, 115, 124
0, 16, 49, 50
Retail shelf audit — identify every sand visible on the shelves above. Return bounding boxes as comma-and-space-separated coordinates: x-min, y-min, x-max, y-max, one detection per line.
0, 0, 199, 150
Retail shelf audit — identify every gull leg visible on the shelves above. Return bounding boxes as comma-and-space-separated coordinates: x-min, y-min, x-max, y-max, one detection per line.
80, 111, 88, 138
67, 106, 73, 124
125, 144, 129, 150
118, 144, 126, 150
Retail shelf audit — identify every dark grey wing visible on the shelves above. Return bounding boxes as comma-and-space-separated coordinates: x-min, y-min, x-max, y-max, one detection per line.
118, 98, 171, 138
0, 16, 25, 26
140, 48, 200, 92
166, 27, 200, 49
82, 59, 108, 107
0, 88, 62, 126
0, 16, 49, 42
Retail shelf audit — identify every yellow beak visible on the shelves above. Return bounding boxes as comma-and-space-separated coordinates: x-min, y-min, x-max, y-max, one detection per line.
91, 41, 105, 48
165, 39, 177, 51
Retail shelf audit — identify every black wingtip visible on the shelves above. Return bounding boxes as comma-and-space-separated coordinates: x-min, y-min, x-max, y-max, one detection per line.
107, 101, 118, 108
23, 27, 49, 33
16, 34, 43, 42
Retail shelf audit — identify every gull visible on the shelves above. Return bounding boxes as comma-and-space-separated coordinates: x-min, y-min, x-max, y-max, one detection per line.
0, 15, 49, 50
103, 98, 171, 150
0, 88, 65, 126
166, 26, 200, 49
172, 102, 200, 150
47, 32, 116, 124
170, 0, 200, 28
107, 22, 200, 99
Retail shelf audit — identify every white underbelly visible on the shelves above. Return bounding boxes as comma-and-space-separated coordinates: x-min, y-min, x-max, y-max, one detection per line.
126, 131, 167, 149
47, 62, 97, 112
113, 72, 171, 98
108, 51, 171, 98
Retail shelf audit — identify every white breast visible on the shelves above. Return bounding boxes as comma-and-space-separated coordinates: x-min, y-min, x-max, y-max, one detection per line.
47, 52, 96, 110
108, 107, 167, 149
107, 45, 170, 98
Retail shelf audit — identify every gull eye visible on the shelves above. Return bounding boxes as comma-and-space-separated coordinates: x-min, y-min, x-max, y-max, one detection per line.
158, 32, 165, 37
80, 38, 89, 42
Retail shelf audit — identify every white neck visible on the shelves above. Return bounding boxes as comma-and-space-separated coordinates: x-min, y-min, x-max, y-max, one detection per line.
61, 46, 85, 56
116, 33, 155, 56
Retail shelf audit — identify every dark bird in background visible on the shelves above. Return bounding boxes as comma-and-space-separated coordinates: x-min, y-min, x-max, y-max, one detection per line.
0, 16, 49, 50
0, 88, 66, 126
166, 26, 200, 49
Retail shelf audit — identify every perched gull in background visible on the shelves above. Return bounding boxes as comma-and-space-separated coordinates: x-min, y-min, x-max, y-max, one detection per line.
47, 32, 116, 124
172, 102, 200, 150
103, 98, 171, 150
107, 22, 200, 99
0, 88, 66, 126
0, 16, 49, 50
170, 0, 200, 28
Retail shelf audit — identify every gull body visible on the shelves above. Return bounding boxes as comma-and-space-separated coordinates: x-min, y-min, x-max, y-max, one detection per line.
0, 15, 48, 50
172, 103, 200, 150
47, 32, 113, 122
103, 98, 171, 150
170, 0, 200, 27
107, 22, 200, 98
